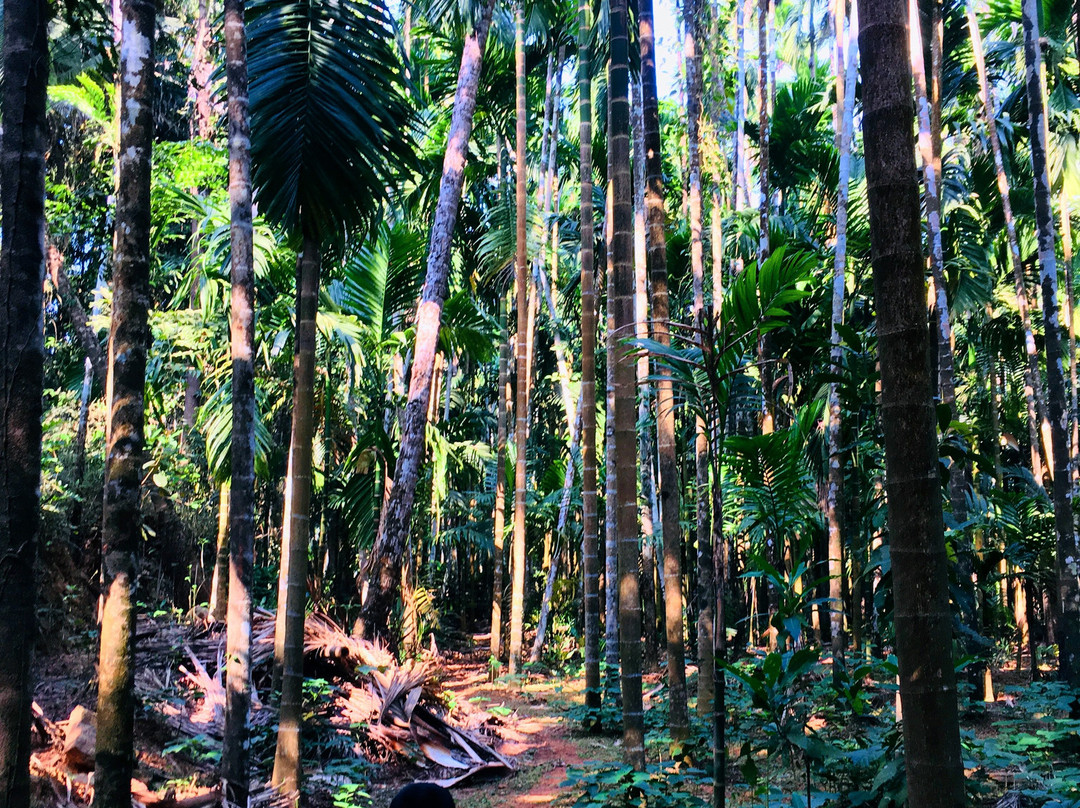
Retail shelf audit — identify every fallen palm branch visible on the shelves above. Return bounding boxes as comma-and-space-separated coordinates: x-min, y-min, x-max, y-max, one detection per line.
132, 609, 512, 785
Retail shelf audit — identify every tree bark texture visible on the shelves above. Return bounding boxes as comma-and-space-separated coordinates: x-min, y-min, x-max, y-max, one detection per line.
0, 0, 48, 803
857, 2, 965, 805
358, 0, 496, 640
271, 237, 320, 796
640, 0, 690, 739
1021, 0, 1080, 687
491, 293, 510, 661
95, 2, 155, 805
578, 0, 602, 724
222, 0, 256, 795
210, 483, 231, 622
827, 0, 858, 659
758, 0, 771, 258
611, 0, 645, 767
509, 0, 529, 676
685, 0, 715, 720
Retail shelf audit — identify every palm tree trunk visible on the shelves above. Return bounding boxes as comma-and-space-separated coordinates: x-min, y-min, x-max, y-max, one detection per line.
633, 75, 659, 673
509, 0, 529, 676
357, 0, 496, 640
640, 0, 690, 740
491, 293, 510, 661
578, 0, 602, 725
734, 0, 749, 212
610, 0, 644, 767
908, 0, 954, 410
604, 160, 620, 691
757, 0, 770, 259
210, 483, 231, 621
685, 0, 714, 720
271, 236, 320, 796
0, 0, 48, 802
1022, 0, 1080, 687
221, 0, 256, 797
1061, 191, 1078, 486
857, 2, 964, 805
95, 2, 155, 805
967, 2, 1051, 482
827, 0, 857, 661
710, 412, 727, 808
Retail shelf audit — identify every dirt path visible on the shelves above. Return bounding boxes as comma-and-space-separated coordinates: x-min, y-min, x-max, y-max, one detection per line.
370, 646, 618, 808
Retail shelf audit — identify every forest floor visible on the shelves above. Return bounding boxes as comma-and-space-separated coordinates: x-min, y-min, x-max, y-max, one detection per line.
29, 617, 1080, 808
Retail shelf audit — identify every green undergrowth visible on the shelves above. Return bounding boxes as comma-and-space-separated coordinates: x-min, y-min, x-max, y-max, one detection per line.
554, 655, 1080, 808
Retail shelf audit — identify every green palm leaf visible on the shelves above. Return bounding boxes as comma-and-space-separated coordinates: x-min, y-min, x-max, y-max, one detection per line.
247, 0, 417, 242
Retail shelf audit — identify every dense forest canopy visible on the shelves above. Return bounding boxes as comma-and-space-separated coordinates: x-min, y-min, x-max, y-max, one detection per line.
2, 0, 1080, 807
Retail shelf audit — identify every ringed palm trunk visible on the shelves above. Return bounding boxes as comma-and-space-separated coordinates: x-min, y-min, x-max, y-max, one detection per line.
827, 0, 857, 661
757, 0, 770, 259
95, 2, 155, 805
509, 0, 529, 676
222, 0, 256, 797
734, 0, 749, 212
610, 0, 645, 767
491, 293, 510, 661
967, 2, 1051, 482
1022, 0, 1080, 687
640, 0, 690, 740
578, 0, 602, 725
210, 483, 231, 622
272, 236, 320, 795
909, 0, 974, 537
0, 0, 49, 803
685, 0, 714, 720
633, 76, 660, 673
604, 156, 620, 691
857, 2, 964, 805
358, 0, 496, 640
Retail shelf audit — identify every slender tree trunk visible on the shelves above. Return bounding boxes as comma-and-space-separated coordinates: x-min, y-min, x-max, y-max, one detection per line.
508, 1, 529, 676
827, 0, 857, 661
604, 157, 621, 692
633, 75, 659, 674
1022, 0, 1080, 687
54, 262, 108, 386
640, 0, 690, 739
271, 237, 320, 796
757, 0, 771, 258
710, 414, 726, 808
210, 483, 231, 622
1062, 193, 1077, 487
95, 2, 155, 805
857, 2, 965, 805
967, 2, 1051, 482
579, 0, 602, 724
358, 0, 496, 640
221, 0, 255, 799
491, 293, 510, 661
909, 0, 955, 414
0, 0, 48, 802
611, 0, 644, 766
734, 0, 748, 212
685, 0, 714, 719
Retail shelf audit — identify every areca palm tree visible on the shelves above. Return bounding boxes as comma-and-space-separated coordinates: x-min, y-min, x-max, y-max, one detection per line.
1021, 0, 1080, 688
94, 2, 156, 806
640, 0, 689, 740
857, 0, 964, 804
357, 0, 498, 644
0, 0, 50, 805
245, 0, 415, 792
221, 0, 256, 800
